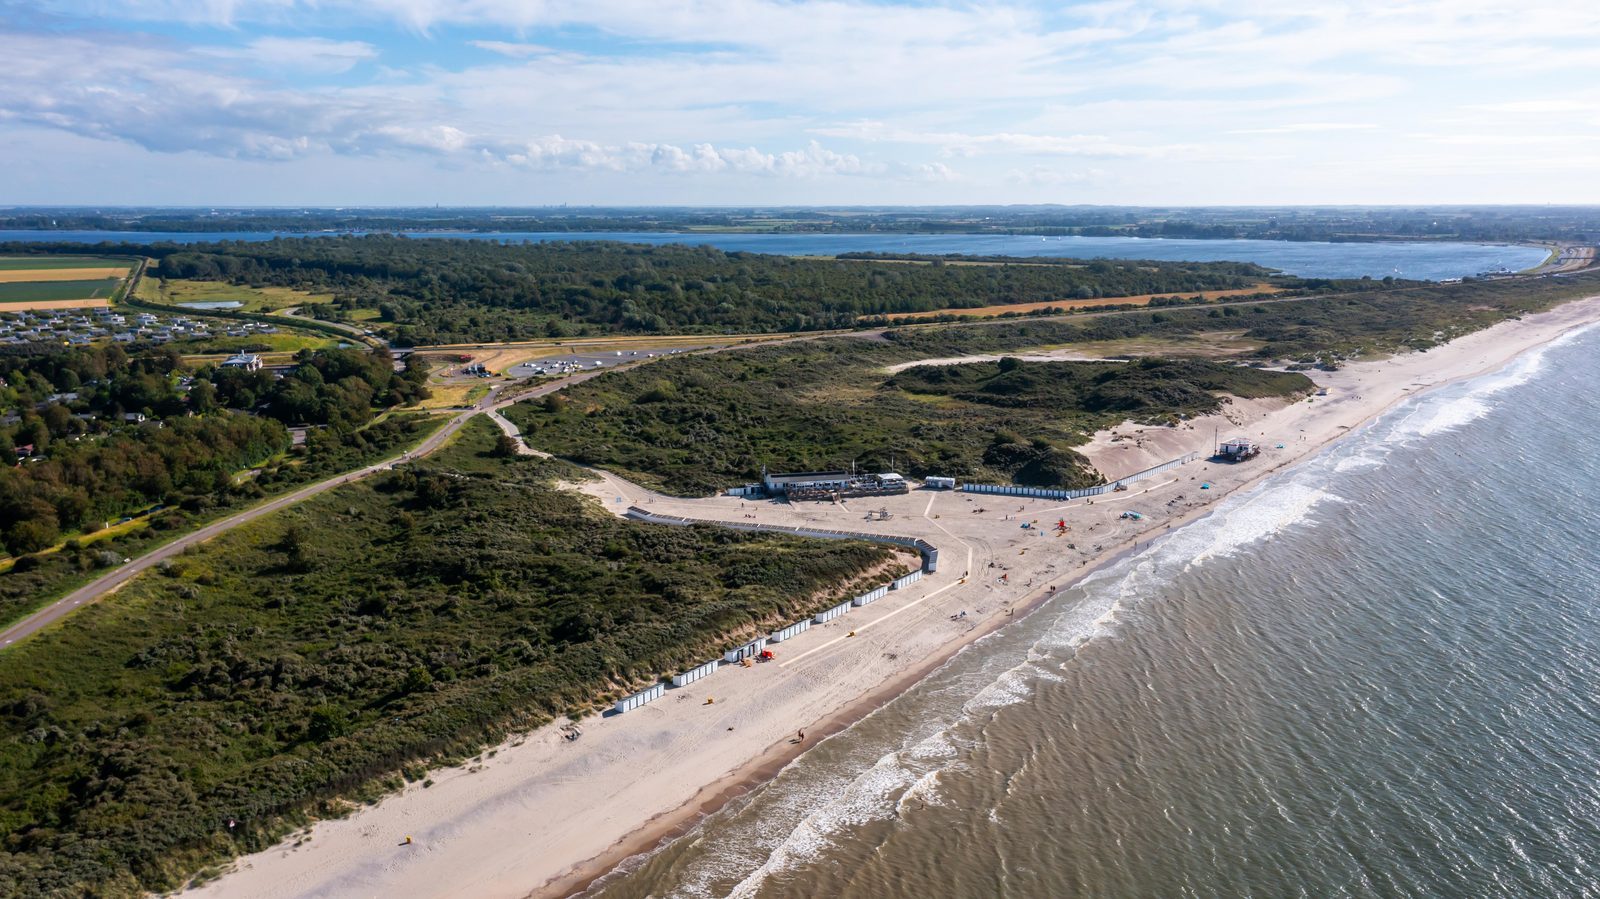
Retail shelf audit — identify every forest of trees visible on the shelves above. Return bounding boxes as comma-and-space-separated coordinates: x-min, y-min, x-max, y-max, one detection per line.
6, 238, 1283, 344
148, 238, 1279, 343
0, 414, 288, 555
0, 345, 430, 558
210, 347, 429, 428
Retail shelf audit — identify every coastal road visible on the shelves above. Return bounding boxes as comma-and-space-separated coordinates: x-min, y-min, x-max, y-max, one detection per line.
0, 404, 473, 649
0, 359, 631, 650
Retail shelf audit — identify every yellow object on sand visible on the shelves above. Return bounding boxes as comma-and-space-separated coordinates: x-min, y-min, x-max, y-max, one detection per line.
704, 697, 715, 705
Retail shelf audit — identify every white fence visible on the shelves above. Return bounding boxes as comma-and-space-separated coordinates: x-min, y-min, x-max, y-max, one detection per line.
814, 601, 853, 624
769, 620, 811, 643
614, 682, 665, 714
961, 452, 1200, 502
724, 637, 768, 663
671, 660, 719, 687
624, 508, 940, 573
892, 570, 923, 590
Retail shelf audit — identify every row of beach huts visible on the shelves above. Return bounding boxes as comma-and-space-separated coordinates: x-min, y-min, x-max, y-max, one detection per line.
613, 568, 925, 714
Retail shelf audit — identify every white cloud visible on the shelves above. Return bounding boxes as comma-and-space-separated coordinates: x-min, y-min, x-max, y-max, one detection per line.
815, 122, 1194, 159
499, 137, 870, 178
205, 36, 378, 74
14, 0, 1600, 201
1227, 123, 1377, 134
467, 41, 560, 59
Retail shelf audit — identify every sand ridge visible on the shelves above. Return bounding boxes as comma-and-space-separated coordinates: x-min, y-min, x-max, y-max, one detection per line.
188, 293, 1600, 899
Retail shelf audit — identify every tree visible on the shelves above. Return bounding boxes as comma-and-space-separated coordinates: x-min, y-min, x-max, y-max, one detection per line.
189, 379, 218, 413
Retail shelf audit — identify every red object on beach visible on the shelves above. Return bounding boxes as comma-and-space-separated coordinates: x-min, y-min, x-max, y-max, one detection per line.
759, 649, 776, 661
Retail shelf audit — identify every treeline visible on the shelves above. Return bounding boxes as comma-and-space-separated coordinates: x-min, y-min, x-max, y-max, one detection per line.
505, 342, 1311, 496
150, 238, 1276, 342
1, 238, 1283, 343
0, 344, 188, 427
0, 414, 288, 555
0, 414, 440, 627
3, 204, 1595, 241
211, 348, 429, 428
0, 345, 429, 557
0, 419, 896, 896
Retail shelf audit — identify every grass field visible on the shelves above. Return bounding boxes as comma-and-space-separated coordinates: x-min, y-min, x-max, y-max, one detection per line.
149, 278, 337, 313
176, 333, 341, 356
408, 381, 489, 409
0, 278, 121, 302
0, 256, 127, 271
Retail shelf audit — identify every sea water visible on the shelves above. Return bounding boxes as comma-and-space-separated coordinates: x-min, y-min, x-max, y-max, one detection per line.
588, 322, 1600, 898
0, 230, 1547, 281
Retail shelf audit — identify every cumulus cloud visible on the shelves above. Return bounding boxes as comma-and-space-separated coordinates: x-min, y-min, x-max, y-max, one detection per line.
497, 138, 870, 178
0, 31, 874, 178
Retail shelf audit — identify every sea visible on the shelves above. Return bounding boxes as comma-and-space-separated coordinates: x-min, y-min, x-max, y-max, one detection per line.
0, 231, 1548, 281
586, 321, 1600, 899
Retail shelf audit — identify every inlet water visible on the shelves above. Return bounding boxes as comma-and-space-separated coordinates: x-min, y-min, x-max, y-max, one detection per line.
0, 231, 1546, 281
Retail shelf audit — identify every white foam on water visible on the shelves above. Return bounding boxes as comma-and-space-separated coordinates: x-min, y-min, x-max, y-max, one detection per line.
1179, 482, 1342, 568
1385, 323, 1596, 442
717, 749, 935, 899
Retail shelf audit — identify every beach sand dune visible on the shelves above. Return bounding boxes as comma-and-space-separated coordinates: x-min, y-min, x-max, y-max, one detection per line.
190, 294, 1600, 899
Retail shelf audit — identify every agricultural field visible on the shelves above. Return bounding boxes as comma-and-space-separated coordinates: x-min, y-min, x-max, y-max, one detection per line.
0, 255, 128, 271
0, 256, 129, 309
0, 279, 121, 303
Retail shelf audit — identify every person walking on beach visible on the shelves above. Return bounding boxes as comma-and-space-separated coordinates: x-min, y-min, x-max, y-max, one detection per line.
797, 729, 805, 743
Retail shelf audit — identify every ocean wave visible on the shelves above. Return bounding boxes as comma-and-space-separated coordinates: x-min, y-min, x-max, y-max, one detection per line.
1386, 324, 1595, 442
1182, 482, 1341, 567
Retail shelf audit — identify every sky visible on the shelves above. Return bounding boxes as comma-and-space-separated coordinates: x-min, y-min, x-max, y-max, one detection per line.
4, 0, 1600, 206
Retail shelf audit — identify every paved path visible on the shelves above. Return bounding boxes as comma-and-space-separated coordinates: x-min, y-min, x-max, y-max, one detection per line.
0, 350, 664, 649
0, 405, 473, 649
485, 409, 550, 458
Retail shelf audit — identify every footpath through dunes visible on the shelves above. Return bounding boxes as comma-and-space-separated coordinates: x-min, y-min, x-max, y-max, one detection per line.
190, 291, 1600, 899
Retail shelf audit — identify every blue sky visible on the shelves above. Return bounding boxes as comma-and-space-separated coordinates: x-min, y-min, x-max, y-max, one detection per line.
4, 0, 1599, 206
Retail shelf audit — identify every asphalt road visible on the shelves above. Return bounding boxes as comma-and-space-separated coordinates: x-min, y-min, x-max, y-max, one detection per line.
0, 363, 613, 650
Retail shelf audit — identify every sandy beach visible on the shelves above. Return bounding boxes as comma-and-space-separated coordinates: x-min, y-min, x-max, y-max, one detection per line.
188, 293, 1600, 899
